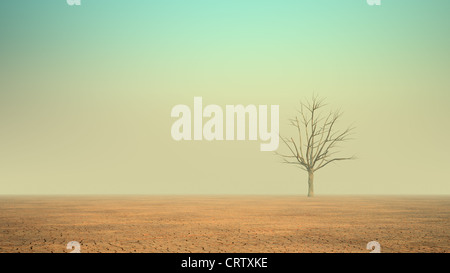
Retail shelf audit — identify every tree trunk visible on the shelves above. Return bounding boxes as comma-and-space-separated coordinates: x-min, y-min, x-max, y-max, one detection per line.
307, 171, 314, 197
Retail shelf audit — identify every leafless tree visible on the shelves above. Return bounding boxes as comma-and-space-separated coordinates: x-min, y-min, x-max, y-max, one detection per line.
277, 96, 355, 197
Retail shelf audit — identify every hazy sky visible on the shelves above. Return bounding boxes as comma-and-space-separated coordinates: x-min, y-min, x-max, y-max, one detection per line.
0, 1, 449, 195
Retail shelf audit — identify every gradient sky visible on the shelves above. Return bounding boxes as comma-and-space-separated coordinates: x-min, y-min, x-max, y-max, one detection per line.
0, 0, 449, 195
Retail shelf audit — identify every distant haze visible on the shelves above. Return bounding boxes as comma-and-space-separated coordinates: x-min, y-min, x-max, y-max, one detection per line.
0, 1, 449, 195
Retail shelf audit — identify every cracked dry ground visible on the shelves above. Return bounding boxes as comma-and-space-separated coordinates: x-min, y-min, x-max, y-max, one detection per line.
0, 196, 448, 253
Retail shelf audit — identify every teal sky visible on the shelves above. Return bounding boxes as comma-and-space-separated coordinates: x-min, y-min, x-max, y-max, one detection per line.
0, 1, 449, 195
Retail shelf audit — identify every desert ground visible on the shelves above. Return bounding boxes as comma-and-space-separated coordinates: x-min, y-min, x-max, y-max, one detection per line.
0, 195, 448, 253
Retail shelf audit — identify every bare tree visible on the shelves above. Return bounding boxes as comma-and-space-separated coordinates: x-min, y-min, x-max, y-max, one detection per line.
277, 96, 355, 197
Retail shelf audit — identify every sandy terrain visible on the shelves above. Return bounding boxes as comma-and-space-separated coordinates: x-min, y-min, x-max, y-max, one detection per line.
0, 196, 448, 253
